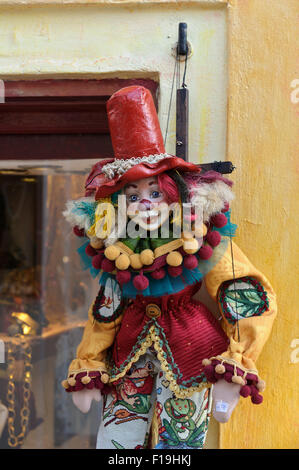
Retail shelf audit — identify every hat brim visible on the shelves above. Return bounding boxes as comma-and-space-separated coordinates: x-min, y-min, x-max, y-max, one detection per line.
85, 156, 201, 199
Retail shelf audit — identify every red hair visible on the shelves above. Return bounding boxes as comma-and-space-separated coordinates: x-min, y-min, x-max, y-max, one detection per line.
157, 173, 180, 204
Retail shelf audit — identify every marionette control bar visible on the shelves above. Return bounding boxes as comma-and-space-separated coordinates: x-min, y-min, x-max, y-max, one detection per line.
199, 161, 236, 174
177, 22, 188, 56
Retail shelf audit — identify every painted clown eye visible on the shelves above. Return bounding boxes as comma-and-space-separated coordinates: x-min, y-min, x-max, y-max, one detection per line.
128, 194, 139, 202
151, 190, 161, 199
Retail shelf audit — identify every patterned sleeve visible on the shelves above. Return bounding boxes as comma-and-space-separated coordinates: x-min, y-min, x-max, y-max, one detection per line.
61, 277, 125, 393
203, 241, 277, 404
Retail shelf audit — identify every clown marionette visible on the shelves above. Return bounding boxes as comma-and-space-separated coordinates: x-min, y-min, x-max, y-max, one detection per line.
62, 86, 277, 449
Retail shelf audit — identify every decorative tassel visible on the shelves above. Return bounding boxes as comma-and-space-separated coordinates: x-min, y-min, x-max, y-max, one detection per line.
101, 373, 109, 384
140, 249, 155, 266
215, 364, 226, 374
211, 213, 228, 228
151, 268, 166, 280
240, 385, 251, 397
257, 380, 266, 392
183, 238, 199, 255
68, 377, 76, 387
133, 272, 149, 291
232, 375, 246, 386
61, 380, 69, 389
116, 270, 131, 285
92, 253, 104, 270
90, 237, 104, 249
166, 251, 183, 266
130, 254, 143, 270
85, 244, 97, 257
81, 375, 91, 385
183, 254, 198, 270
115, 253, 130, 270
104, 244, 121, 260
198, 244, 213, 260
202, 358, 212, 366
168, 265, 183, 277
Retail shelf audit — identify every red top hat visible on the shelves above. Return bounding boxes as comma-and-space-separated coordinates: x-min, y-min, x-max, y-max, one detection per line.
85, 86, 200, 199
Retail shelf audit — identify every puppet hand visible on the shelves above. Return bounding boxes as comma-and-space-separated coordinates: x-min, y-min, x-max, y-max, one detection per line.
72, 388, 102, 414
212, 379, 241, 423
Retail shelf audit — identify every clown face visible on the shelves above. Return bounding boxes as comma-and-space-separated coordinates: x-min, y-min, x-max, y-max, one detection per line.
124, 176, 169, 232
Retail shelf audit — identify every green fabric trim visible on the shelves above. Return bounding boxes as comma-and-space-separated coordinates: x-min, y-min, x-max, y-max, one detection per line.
120, 237, 140, 251
119, 234, 177, 253
219, 276, 269, 325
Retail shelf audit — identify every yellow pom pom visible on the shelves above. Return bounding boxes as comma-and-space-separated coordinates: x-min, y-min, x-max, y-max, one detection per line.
101, 373, 109, 384
130, 253, 143, 270
81, 375, 91, 385
166, 251, 183, 267
140, 249, 155, 266
115, 253, 130, 270
202, 359, 212, 366
232, 375, 245, 386
215, 364, 226, 374
90, 237, 104, 250
257, 379, 266, 392
61, 380, 69, 389
104, 245, 121, 261
68, 377, 76, 387
183, 238, 199, 254
194, 224, 208, 238
182, 231, 194, 240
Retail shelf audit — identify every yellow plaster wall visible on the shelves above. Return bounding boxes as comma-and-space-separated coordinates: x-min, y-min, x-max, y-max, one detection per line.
221, 0, 299, 449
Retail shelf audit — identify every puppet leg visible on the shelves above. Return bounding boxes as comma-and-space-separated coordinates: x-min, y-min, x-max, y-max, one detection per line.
96, 354, 158, 449
154, 371, 212, 449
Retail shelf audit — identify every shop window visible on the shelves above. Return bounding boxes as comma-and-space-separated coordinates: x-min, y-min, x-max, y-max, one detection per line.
0, 79, 158, 449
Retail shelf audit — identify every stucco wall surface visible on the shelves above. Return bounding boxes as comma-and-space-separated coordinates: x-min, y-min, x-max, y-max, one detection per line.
222, 0, 299, 449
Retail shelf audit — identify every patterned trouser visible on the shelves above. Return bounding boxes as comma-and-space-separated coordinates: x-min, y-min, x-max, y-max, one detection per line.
96, 348, 212, 449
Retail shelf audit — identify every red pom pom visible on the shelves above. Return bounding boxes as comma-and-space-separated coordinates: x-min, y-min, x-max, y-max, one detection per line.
211, 213, 228, 228
101, 259, 115, 272
92, 253, 104, 270
133, 274, 149, 291
224, 372, 233, 383
151, 269, 166, 280
183, 255, 198, 270
221, 202, 230, 213
251, 393, 263, 405
206, 231, 221, 248
85, 244, 97, 257
214, 372, 225, 380
250, 384, 259, 396
240, 385, 251, 397
94, 377, 104, 390
168, 265, 183, 277
203, 365, 217, 383
198, 245, 213, 260
73, 225, 85, 237
116, 270, 131, 285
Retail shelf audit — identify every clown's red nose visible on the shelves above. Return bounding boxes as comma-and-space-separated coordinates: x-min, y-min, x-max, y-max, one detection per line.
139, 199, 151, 210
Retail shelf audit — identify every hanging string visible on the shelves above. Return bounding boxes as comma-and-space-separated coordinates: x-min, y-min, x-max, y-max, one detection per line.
164, 49, 179, 146
181, 45, 188, 89
228, 217, 240, 343
177, 49, 181, 92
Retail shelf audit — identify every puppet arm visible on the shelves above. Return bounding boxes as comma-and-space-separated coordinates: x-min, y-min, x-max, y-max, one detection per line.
61, 301, 123, 394
203, 241, 277, 406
